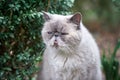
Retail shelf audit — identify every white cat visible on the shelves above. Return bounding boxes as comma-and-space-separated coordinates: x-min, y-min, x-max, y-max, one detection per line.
38, 12, 102, 80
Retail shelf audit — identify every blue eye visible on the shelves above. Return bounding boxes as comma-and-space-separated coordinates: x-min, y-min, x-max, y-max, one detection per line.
47, 32, 53, 34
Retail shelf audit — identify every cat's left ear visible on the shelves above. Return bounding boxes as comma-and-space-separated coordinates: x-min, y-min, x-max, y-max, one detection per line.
69, 12, 82, 29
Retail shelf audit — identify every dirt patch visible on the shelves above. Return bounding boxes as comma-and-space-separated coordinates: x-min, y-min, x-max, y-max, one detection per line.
96, 32, 119, 55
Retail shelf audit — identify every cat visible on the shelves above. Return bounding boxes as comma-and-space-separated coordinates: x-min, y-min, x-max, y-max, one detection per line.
38, 12, 102, 80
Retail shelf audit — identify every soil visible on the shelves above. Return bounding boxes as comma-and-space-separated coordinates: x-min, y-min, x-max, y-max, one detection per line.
85, 21, 120, 57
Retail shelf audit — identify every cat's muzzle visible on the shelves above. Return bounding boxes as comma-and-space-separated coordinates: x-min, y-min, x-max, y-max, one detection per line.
53, 40, 58, 47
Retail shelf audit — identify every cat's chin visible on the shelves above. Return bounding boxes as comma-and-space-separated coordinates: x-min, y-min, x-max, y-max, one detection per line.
51, 45, 64, 49
47, 44, 66, 50
47, 42, 66, 49
52, 45, 59, 49
48, 44, 76, 55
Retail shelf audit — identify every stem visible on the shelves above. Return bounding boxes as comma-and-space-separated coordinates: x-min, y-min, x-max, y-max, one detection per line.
46, 0, 50, 11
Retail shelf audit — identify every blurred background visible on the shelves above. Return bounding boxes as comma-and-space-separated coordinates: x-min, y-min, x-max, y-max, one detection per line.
0, 0, 120, 80
72, 0, 120, 55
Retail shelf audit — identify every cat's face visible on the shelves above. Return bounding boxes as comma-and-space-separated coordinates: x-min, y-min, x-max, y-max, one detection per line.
42, 12, 82, 53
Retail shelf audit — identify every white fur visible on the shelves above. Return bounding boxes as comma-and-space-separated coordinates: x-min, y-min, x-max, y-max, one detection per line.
40, 13, 102, 80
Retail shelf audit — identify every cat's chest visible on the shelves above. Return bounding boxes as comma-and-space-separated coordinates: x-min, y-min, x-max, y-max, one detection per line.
48, 55, 88, 79
49, 54, 84, 71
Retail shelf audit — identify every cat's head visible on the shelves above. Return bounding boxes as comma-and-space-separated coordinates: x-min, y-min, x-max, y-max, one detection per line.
42, 12, 82, 53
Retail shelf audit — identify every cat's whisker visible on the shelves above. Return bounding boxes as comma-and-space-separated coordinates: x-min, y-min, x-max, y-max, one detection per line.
63, 57, 68, 68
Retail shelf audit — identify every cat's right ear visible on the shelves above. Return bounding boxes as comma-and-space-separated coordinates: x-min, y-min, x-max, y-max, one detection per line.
42, 11, 51, 21
69, 12, 82, 26
69, 12, 82, 30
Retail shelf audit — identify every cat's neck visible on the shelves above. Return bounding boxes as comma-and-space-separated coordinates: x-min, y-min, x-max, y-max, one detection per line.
47, 45, 79, 58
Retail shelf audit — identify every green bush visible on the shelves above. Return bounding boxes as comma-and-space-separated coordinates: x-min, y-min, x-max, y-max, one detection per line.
0, 0, 73, 79
102, 39, 120, 80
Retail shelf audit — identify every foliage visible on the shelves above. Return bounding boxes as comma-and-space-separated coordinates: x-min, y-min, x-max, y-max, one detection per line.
95, 0, 120, 28
102, 39, 120, 80
0, 0, 73, 80
112, 0, 120, 10
72, 0, 120, 29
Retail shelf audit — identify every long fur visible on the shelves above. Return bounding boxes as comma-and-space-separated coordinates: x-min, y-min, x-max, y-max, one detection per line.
38, 12, 102, 80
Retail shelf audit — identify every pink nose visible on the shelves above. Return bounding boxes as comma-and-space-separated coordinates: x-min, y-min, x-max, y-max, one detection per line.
54, 40, 58, 47
54, 40, 58, 44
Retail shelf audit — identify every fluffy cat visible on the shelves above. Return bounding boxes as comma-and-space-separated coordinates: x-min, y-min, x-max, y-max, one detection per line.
38, 12, 102, 80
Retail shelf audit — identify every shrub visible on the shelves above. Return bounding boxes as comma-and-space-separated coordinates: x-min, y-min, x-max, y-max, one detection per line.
102, 39, 120, 80
0, 0, 73, 79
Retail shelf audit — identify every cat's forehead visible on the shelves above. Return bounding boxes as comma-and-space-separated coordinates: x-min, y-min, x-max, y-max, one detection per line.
50, 20, 66, 27
47, 20, 69, 31
43, 14, 73, 31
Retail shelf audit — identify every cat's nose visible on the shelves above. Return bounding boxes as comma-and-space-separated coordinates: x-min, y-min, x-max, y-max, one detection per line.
55, 34, 58, 37
54, 33, 59, 37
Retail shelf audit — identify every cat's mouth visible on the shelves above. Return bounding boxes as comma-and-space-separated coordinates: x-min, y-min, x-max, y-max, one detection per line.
53, 40, 58, 48
49, 39, 66, 48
